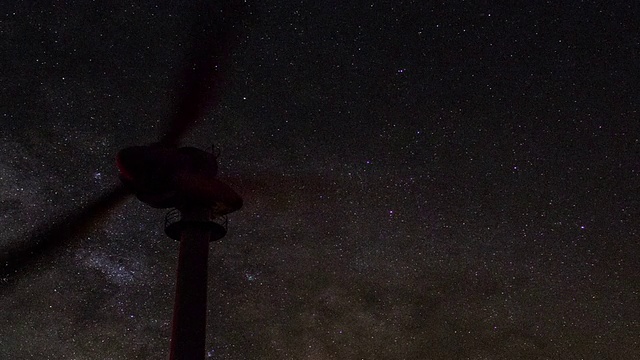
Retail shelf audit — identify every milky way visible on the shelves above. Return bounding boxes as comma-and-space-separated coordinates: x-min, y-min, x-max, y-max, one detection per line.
1, 2, 638, 359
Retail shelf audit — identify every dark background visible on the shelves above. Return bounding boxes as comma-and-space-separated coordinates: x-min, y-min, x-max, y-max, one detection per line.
1, 1, 638, 359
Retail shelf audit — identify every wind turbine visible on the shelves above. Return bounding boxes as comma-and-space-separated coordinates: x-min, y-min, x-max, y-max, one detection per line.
1, 2, 247, 359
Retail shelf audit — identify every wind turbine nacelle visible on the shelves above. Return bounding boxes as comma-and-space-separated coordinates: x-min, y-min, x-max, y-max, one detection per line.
116, 145, 242, 214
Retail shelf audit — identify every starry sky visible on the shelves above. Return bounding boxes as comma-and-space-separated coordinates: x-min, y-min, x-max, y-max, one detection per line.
1, 1, 639, 359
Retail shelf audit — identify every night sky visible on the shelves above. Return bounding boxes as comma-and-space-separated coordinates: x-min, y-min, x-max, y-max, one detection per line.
1, 1, 639, 359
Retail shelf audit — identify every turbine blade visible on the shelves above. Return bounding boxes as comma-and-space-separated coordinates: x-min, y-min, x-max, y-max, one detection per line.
159, 1, 247, 147
0, 184, 131, 286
